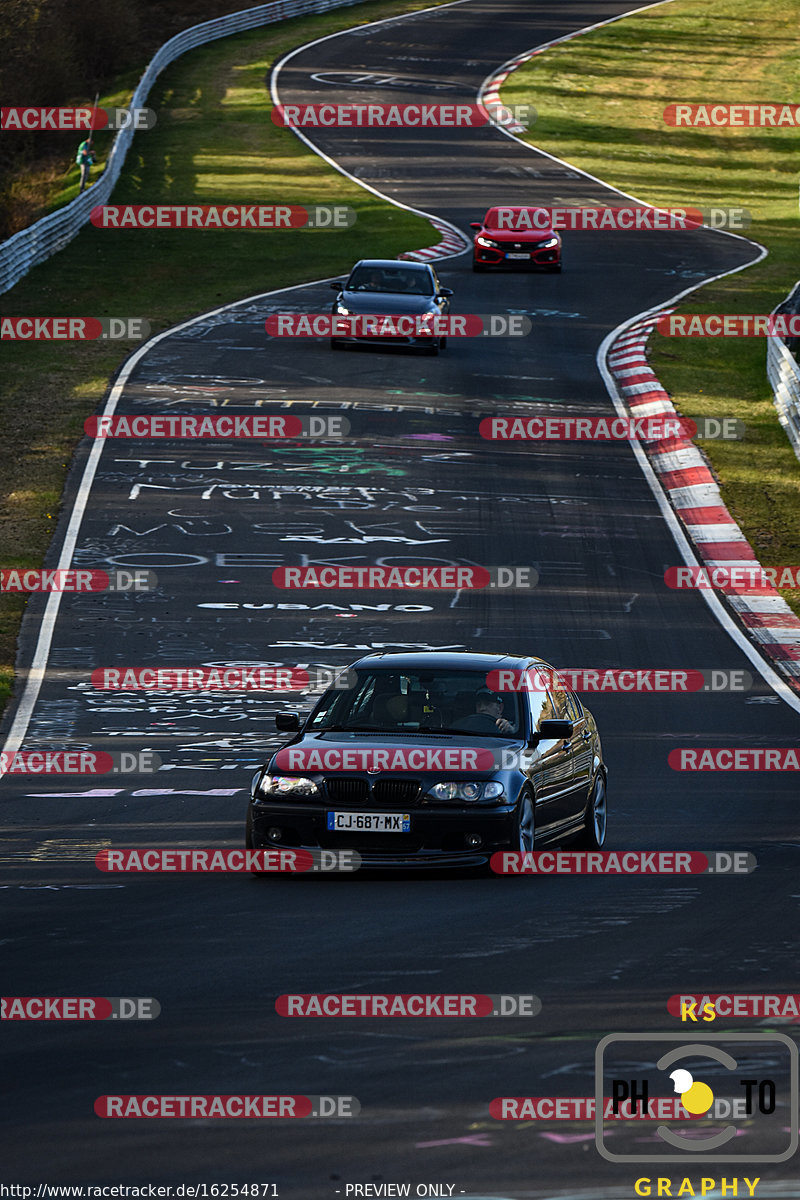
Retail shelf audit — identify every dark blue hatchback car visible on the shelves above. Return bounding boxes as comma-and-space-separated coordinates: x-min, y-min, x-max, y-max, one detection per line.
246, 651, 607, 870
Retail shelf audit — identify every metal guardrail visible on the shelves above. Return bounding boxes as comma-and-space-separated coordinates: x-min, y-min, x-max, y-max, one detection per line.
0, 0, 367, 295
768, 282, 800, 464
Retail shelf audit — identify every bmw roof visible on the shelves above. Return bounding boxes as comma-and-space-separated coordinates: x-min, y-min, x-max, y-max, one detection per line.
350, 650, 551, 673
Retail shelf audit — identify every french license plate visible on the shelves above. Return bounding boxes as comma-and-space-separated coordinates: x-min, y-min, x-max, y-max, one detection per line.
327, 811, 410, 833
506, 252, 531, 260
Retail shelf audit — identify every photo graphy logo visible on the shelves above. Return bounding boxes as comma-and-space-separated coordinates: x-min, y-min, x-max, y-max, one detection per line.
595, 1033, 798, 1162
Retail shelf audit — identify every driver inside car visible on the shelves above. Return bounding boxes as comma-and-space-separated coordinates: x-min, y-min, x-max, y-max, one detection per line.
453, 687, 513, 734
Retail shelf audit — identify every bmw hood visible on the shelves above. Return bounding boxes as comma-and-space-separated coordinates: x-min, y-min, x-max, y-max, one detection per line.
269, 731, 526, 775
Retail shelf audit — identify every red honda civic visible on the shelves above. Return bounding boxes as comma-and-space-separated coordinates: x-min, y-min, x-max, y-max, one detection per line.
471, 205, 562, 272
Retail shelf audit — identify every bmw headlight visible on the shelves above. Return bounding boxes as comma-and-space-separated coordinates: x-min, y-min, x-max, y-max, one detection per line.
459, 782, 482, 802
256, 774, 319, 799
428, 780, 505, 803
537, 237, 560, 249
335, 304, 350, 315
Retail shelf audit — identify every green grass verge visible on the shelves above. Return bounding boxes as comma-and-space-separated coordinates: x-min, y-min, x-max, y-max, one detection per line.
501, 0, 800, 615
0, 0, 453, 712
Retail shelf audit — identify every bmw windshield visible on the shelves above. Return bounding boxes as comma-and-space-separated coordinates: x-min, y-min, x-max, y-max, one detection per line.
307, 670, 523, 736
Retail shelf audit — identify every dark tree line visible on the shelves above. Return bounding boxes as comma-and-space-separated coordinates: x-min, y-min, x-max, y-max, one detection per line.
0, 0, 143, 233
0, 0, 262, 238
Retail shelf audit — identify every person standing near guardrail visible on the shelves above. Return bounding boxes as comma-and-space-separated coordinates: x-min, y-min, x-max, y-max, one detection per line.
76, 137, 96, 192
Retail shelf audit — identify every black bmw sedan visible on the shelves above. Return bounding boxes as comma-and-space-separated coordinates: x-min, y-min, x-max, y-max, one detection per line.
246, 651, 607, 870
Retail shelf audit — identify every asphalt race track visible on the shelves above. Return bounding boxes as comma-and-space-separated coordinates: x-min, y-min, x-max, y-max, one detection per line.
2, 1, 799, 1197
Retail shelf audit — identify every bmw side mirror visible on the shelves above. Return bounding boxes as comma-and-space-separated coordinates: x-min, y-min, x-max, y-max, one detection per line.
537, 719, 574, 740
329, 280, 344, 290
275, 711, 301, 732
438, 287, 454, 297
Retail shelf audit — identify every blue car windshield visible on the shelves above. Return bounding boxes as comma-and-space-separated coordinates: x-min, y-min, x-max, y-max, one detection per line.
347, 267, 434, 296
308, 670, 522, 736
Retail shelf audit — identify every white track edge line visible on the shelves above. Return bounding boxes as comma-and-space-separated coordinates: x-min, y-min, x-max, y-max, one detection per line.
476, 0, 769, 255
476, 0, 800, 712
598, 312, 800, 716
271, 0, 474, 259
5, 0, 796, 786
0, 0, 479, 782
0, 278, 366, 782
